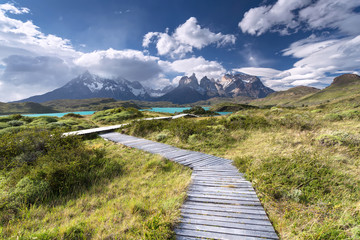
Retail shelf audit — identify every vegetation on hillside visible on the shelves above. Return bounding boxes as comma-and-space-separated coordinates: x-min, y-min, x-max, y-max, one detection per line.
122, 103, 360, 239
210, 102, 259, 112
0, 102, 58, 115
42, 98, 140, 112
251, 86, 320, 107
0, 114, 97, 136
182, 106, 219, 116
91, 107, 144, 124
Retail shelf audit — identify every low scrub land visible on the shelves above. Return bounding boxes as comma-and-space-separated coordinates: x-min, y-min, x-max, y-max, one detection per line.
0, 119, 191, 239
122, 103, 360, 239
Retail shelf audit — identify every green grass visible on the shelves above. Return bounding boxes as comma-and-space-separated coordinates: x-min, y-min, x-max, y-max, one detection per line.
91, 107, 144, 124
122, 105, 360, 239
0, 133, 191, 239
0, 114, 98, 136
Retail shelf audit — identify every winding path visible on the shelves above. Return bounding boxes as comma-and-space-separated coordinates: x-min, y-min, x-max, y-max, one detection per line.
99, 132, 278, 240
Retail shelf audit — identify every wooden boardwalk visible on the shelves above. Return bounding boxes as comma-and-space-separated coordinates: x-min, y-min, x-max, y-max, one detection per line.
99, 132, 278, 240
63, 114, 198, 137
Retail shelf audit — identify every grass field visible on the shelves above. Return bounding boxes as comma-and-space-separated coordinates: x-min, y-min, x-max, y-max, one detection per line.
0, 132, 191, 239
122, 104, 360, 239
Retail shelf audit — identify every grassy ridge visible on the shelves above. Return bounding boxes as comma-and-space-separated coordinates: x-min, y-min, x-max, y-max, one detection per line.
0, 102, 58, 115
122, 105, 360, 239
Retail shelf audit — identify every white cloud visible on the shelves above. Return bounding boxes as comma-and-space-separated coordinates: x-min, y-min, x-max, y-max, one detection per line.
239, 0, 360, 36
233, 67, 281, 78
239, 0, 311, 36
299, 0, 360, 35
167, 56, 226, 81
238, 0, 360, 90
0, 3, 81, 101
74, 48, 163, 82
238, 35, 360, 91
143, 17, 236, 58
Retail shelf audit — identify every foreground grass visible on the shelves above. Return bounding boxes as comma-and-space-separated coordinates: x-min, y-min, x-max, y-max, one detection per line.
0, 138, 191, 239
123, 106, 360, 239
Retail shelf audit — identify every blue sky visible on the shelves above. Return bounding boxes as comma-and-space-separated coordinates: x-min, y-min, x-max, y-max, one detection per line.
0, 0, 359, 101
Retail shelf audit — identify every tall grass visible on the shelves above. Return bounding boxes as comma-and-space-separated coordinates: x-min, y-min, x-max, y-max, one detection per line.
123, 106, 360, 239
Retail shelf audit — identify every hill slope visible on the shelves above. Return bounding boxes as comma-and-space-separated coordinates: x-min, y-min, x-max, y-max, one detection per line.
251, 86, 320, 106
296, 74, 360, 105
0, 102, 58, 115
42, 98, 140, 112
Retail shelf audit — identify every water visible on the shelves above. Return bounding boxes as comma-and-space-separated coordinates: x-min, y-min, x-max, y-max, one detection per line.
20, 111, 96, 118
1, 107, 231, 118
141, 107, 231, 115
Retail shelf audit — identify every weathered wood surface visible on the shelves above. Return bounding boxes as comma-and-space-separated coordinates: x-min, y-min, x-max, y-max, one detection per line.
99, 132, 278, 240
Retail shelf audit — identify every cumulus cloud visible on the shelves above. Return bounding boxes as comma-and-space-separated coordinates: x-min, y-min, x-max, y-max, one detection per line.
239, 0, 360, 36
166, 56, 226, 81
238, 0, 360, 90
143, 17, 236, 58
237, 35, 360, 91
74, 48, 163, 82
0, 3, 82, 101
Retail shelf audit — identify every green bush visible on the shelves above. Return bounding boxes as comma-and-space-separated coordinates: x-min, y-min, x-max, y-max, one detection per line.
7, 120, 25, 126
221, 114, 270, 130
324, 113, 343, 121
275, 113, 315, 130
92, 107, 143, 124
317, 132, 360, 147
0, 122, 9, 129
63, 113, 84, 118
0, 129, 123, 224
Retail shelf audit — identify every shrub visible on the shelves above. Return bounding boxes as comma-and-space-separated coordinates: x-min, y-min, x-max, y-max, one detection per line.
0, 122, 9, 129
63, 113, 84, 118
7, 120, 25, 126
182, 106, 219, 116
0, 128, 122, 224
221, 114, 270, 130
324, 113, 343, 121
317, 131, 360, 147
275, 113, 315, 130
92, 107, 143, 124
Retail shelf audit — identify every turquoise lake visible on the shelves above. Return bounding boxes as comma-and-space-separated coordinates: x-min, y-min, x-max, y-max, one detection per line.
2, 107, 231, 117
20, 111, 96, 118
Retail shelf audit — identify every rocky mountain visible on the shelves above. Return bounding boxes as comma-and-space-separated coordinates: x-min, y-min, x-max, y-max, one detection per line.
17, 71, 151, 103
145, 85, 175, 97
159, 73, 274, 104
16, 71, 274, 104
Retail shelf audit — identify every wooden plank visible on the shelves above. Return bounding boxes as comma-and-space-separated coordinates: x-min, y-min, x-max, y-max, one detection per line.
187, 190, 259, 199
180, 208, 268, 220
175, 228, 271, 240
186, 193, 260, 202
177, 223, 278, 239
183, 202, 264, 211
181, 204, 266, 216
180, 217, 276, 232
186, 196, 262, 206
180, 213, 272, 227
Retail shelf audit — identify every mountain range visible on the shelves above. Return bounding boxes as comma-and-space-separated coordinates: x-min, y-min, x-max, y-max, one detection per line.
17, 71, 274, 104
